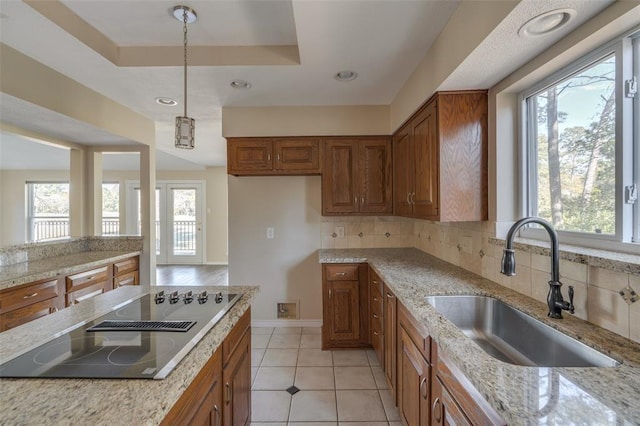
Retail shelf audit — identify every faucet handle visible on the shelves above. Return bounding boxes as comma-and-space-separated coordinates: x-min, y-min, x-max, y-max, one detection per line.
568, 285, 575, 314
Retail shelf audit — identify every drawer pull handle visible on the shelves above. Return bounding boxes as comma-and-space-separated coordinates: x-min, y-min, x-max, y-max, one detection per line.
328, 289, 332, 299
336, 272, 347, 276
86, 276, 95, 281
49, 306, 59, 314
432, 397, 442, 423
373, 330, 379, 336
372, 280, 378, 284
373, 296, 378, 302
226, 383, 232, 404
373, 313, 378, 319
23, 292, 38, 299
420, 377, 428, 399
386, 293, 394, 299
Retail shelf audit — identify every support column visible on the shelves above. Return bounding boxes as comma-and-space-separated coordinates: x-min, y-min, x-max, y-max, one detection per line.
69, 148, 85, 237
139, 145, 156, 287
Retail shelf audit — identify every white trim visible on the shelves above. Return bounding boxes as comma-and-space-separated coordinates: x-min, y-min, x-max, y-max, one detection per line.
204, 262, 229, 266
252, 319, 322, 328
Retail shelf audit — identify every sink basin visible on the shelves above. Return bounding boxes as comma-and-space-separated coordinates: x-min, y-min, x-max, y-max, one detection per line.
425, 295, 619, 367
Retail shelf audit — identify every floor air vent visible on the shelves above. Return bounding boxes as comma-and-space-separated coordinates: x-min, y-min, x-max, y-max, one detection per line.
86, 320, 197, 332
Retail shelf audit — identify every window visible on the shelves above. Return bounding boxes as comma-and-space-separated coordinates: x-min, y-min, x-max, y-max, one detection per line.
27, 182, 69, 242
102, 182, 120, 235
521, 30, 638, 249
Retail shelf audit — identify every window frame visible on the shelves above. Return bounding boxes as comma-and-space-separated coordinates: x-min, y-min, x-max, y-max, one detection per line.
26, 181, 70, 242
518, 29, 639, 253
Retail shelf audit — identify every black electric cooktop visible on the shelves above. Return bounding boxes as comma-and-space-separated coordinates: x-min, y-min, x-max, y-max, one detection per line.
0, 291, 241, 380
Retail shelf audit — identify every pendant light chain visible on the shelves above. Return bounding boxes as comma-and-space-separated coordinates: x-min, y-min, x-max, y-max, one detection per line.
182, 9, 188, 118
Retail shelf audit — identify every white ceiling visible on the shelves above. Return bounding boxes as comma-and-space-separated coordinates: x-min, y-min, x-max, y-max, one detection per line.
0, 0, 616, 169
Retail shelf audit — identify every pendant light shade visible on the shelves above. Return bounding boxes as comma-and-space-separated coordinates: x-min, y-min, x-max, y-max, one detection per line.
173, 5, 196, 150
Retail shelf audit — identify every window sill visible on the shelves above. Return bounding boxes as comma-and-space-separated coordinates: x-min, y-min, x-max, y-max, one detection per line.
489, 237, 640, 275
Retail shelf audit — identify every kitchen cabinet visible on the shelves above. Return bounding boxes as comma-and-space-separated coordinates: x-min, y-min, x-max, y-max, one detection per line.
322, 264, 369, 349
370, 268, 384, 365
322, 137, 393, 215
383, 284, 397, 399
393, 91, 488, 221
0, 277, 64, 332
113, 255, 139, 288
223, 308, 252, 426
227, 137, 321, 175
161, 348, 223, 426
397, 301, 431, 426
0, 255, 140, 329
65, 265, 111, 306
432, 344, 505, 426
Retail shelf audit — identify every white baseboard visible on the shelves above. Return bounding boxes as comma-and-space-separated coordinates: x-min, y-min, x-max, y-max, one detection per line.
252, 319, 323, 328
204, 262, 228, 266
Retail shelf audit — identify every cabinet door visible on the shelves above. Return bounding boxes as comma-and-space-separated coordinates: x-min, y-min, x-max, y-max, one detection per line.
228, 139, 274, 174
324, 280, 360, 342
412, 100, 439, 219
393, 123, 413, 216
223, 330, 251, 426
66, 281, 109, 306
398, 327, 431, 426
322, 140, 359, 214
432, 378, 471, 426
162, 349, 223, 426
383, 285, 397, 398
360, 138, 393, 214
0, 298, 61, 332
274, 139, 321, 173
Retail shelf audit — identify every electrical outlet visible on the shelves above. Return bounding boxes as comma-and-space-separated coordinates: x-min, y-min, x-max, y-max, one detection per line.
335, 226, 345, 239
461, 236, 473, 254
267, 227, 274, 239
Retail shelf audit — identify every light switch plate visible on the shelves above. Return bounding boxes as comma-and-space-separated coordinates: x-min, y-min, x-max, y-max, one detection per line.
267, 227, 274, 239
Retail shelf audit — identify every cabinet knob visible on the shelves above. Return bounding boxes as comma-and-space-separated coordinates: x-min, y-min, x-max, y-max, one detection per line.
432, 397, 442, 423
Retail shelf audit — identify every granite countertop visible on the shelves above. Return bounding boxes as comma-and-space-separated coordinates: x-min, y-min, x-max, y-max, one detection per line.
0, 250, 142, 290
0, 285, 258, 425
320, 248, 640, 424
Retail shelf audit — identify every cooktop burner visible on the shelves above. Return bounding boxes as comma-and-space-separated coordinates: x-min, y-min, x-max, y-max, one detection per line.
0, 291, 241, 380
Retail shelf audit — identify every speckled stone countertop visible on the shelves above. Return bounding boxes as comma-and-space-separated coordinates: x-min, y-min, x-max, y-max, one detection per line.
0, 250, 142, 290
0, 285, 258, 425
320, 248, 640, 425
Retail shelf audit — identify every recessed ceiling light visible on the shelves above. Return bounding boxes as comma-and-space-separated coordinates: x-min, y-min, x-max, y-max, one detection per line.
518, 8, 576, 38
334, 70, 358, 82
155, 97, 178, 106
230, 80, 252, 89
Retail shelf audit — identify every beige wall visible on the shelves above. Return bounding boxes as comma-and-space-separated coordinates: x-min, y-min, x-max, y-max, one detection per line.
228, 176, 322, 322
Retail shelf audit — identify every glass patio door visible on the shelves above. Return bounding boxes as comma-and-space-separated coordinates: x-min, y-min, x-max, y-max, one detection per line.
127, 181, 203, 264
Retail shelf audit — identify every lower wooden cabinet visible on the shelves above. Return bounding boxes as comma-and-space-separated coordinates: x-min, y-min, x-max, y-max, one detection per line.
370, 269, 384, 365
0, 255, 140, 331
223, 308, 252, 426
0, 277, 64, 332
161, 348, 223, 426
163, 308, 251, 426
322, 264, 369, 349
431, 377, 470, 426
398, 327, 431, 426
383, 284, 397, 399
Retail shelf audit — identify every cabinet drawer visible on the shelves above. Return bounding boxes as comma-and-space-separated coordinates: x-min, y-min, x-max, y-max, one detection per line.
371, 286, 383, 313
0, 278, 62, 314
66, 281, 108, 306
114, 271, 139, 288
113, 256, 138, 276
0, 298, 60, 332
370, 269, 384, 294
223, 307, 251, 367
66, 266, 110, 292
325, 264, 359, 281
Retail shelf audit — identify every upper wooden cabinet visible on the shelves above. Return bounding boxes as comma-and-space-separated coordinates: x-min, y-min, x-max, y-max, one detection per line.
393, 91, 488, 221
227, 137, 321, 175
322, 137, 393, 215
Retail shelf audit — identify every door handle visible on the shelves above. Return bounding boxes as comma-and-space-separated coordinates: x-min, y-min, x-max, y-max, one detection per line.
432, 397, 442, 423
420, 377, 428, 399
226, 383, 232, 404
329, 289, 332, 299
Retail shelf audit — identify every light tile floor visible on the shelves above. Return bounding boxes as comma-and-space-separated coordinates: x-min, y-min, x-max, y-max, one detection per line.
250, 326, 403, 426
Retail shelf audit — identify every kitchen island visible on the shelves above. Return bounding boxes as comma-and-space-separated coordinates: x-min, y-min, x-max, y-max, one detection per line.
320, 248, 640, 424
0, 285, 258, 425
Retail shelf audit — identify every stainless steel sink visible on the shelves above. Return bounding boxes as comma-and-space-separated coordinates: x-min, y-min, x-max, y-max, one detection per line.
425, 295, 619, 367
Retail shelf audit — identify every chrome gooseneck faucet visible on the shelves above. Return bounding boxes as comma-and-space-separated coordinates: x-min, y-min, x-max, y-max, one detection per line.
500, 217, 574, 319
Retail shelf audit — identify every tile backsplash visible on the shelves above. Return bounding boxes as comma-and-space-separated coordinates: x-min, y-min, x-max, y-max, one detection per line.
322, 216, 639, 343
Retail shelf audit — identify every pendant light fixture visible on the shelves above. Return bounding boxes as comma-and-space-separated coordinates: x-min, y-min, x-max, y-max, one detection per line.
173, 5, 197, 149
